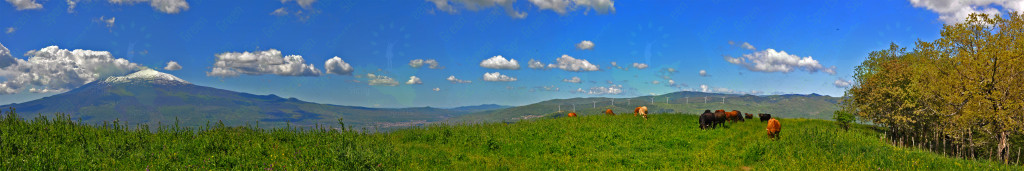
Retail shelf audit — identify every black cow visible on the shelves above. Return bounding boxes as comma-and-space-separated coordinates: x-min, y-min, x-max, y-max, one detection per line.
713, 110, 728, 128
699, 110, 715, 129
758, 113, 772, 122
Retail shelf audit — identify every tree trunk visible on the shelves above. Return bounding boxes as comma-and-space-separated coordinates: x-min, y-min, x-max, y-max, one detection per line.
998, 131, 1009, 164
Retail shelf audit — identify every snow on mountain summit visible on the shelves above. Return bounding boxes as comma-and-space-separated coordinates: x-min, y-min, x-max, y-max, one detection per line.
102, 69, 190, 85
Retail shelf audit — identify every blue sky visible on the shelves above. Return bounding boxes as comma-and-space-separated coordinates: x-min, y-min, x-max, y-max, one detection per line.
0, 0, 1007, 107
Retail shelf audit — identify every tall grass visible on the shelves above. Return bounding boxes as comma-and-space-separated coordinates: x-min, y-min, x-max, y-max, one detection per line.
1, 107, 1020, 170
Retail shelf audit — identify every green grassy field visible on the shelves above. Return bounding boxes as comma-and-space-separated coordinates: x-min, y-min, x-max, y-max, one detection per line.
2, 110, 1020, 170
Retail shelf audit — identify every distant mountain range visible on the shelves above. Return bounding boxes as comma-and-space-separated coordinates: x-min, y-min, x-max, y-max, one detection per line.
0, 69, 475, 130
1, 69, 843, 130
455, 91, 842, 122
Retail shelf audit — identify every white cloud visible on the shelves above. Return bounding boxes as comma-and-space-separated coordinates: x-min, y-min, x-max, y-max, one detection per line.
480, 55, 520, 70
66, 0, 78, 12
325, 56, 354, 75
366, 73, 398, 86
834, 78, 852, 88
527, 0, 615, 14
270, 7, 289, 16
909, 0, 1019, 24
725, 48, 836, 75
410, 59, 442, 69
447, 75, 471, 83
528, 59, 546, 69
632, 63, 648, 69
108, 0, 190, 14
98, 16, 116, 28
740, 42, 755, 50
573, 88, 586, 94
563, 76, 581, 83
5, 27, 14, 34
0, 44, 142, 94
207, 49, 322, 77
483, 72, 516, 82
534, 85, 559, 92
551, 54, 599, 71
164, 61, 182, 71
406, 76, 423, 85
650, 80, 659, 85
282, 0, 316, 9
0, 42, 14, 68
588, 85, 623, 95
699, 69, 708, 77
426, 0, 527, 18
433, 87, 441, 91
700, 84, 709, 93
5, 0, 42, 10
576, 40, 594, 50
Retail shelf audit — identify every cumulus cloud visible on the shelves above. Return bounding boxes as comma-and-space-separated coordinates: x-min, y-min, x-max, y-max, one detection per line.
527, 0, 615, 14
909, 0, 1020, 24
699, 69, 708, 77
406, 76, 423, 85
728, 41, 756, 50
650, 80, 660, 85
108, 0, 190, 14
5, 27, 14, 34
551, 54, 599, 71
576, 40, 594, 50
164, 61, 182, 71
324, 56, 354, 75
480, 55, 520, 70
433, 87, 441, 91
410, 59, 442, 69
528, 59, 546, 69
700, 84, 709, 93
563, 76, 581, 83
0, 44, 141, 94
588, 85, 623, 95
572, 88, 586, 94
426, 0, 527, 18
632, 63, 648, 69
366, 73, 398, 86
483, 72, 516, 82
6, 0, 42, 10
447, 75, 471, 83
532, 85, 559, 92
207, 49, 322, 77
834, 78, 852, 88
0, 42, 15, 68
724, 48, 836, 75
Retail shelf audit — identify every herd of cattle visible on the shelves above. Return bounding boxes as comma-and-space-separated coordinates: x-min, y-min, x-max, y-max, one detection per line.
567, 107, 781, 139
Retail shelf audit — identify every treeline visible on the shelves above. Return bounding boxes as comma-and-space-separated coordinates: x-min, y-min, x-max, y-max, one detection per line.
844, 13, 1024, 164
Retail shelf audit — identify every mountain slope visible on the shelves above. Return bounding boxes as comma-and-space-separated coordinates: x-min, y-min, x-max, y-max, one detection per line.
1, 69, 468, 129
456, 91, 842, 122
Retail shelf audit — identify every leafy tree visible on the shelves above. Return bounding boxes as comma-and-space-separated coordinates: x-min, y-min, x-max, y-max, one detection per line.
833, 110, 855, 131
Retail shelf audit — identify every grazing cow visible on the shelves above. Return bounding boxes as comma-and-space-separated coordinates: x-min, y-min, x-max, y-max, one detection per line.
758, 113, 772, 122
725, 110, 743, 122
634, 107, 642, 116
638, 106, 649, 119
699, 110, 715, 129
605, 109, 615, 116
568, 112, 577, 117
745, 113, 754, 119
766, 118, 781, 139
713, 110, 727, 128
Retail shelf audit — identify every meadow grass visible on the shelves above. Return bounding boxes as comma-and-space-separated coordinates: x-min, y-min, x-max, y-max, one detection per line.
2, 110, 1021, 170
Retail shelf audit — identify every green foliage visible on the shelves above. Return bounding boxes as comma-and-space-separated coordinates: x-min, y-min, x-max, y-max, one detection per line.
3, 108, 1021, 170
833, 110, 855, 131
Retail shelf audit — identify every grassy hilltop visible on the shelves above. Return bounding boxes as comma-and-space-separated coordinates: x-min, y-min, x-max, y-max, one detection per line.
1, 110, 1019, 170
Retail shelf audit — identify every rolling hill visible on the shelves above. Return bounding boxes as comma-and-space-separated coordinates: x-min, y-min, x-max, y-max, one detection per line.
456, 91, 842, 122
0, 69, 473, 130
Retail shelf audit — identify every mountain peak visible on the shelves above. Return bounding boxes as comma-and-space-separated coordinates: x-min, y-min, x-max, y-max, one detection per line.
102, 69, 190, 85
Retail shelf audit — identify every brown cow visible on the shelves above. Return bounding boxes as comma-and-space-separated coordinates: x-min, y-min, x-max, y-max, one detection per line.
725, 110, 742, 122
745, 113, 754, 119
638, 106, 649, 119
605, 109, 615, 116
634, 107, 641, 116
766, 118, 781, 139
713, 110, 727, 127
568, 112, 577, 117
